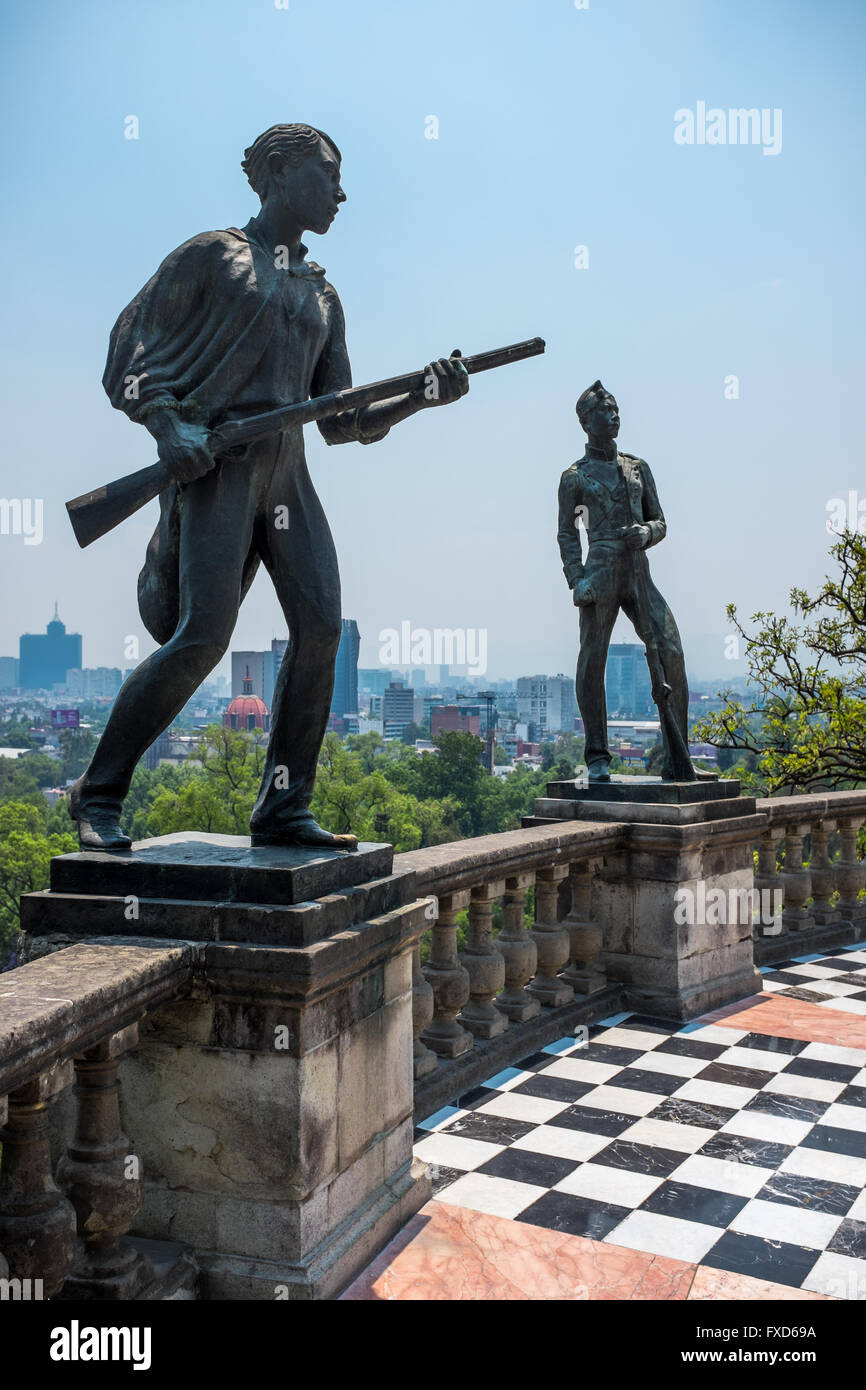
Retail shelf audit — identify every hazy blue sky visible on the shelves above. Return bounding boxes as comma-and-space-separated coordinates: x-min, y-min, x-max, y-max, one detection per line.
2, 0, 865, 684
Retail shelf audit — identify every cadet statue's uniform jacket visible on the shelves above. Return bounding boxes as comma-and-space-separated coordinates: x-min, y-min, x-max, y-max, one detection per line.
556, 450, 667, 590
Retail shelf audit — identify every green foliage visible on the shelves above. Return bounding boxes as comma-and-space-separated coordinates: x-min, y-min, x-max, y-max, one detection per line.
694, 530, 866, 793
0, 801, 77, 964
58, 727, 99, 782
138, 726, 266, 836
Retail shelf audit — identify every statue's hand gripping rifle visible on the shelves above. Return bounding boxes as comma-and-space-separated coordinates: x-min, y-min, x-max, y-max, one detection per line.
66, 337, 546, 549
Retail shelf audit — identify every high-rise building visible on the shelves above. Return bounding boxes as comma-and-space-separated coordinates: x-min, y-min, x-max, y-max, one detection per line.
382, 681, 414, 739
0, 657, 19, 689
331, 619, 360, 718
63, 667, 123, 699
516, 674, 576, 738
358, 668, 394, 699
19, 605, 82, 690
606, 644, 653, 718
230, 639, 288, 711
264, 638, 288, 709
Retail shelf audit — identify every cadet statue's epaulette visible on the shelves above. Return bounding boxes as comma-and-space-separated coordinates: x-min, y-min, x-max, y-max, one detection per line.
619, 451, 642, 463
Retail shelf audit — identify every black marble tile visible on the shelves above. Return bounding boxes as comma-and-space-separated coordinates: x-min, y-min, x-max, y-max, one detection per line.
776, 988, 835, 1004
427, 1163, 465, 1196
846, 990, 866, 1001
701, 1230, 820, 1289
838, 1084, 866, 1109
739, 1033, 808, 1056
697, 1061, 781, 1090
595, 1140, 684, 1179
763, 970, 815, 986
654, 1036, 727, 1062
475, 1147, 580, 1189
801, 1125, 866, 1159
744, 1091, 829, 1124
698, 1132, 793, 1169
607, 1068, 685, 1097
827, 1218, 866, 1260
511, 1074, 594, 1104
785, 1057, 860, 1083
456, 1085, 497, 1111
756, 1171, 861, 1217
516, 1190, 631, 1241
651, 1097, 737, 1131
817, 958, 866, 972
444, 1112, 536, 1145
513, 1050, 558, 1073
572, 1042, 645, 1066
547, 1104, 637, 1137
616, 1014, 679, 1034
640, 1180, 748, 1227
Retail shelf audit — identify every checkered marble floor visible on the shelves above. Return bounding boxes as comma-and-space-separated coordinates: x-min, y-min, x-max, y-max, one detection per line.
760, 949, 866, 1014
413, 942, 866, 1299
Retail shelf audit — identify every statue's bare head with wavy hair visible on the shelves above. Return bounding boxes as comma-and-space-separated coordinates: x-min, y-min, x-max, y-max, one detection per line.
242, 124, 342, 199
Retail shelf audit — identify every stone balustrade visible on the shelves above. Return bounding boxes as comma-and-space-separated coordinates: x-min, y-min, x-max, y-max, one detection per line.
2, 792, 864, 1300
0, 940, 193, 1299
751, 791, 866, 961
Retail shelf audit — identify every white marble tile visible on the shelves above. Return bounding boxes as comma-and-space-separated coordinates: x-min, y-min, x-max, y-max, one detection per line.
414, 1132, 504, 1172
438, 1172, 547, 1219
846, 1189, 866, 1223
576, 1084, 663, 1117
764, 1072, 845, 1103
555, 1161, 661, 1208
807, 979, 865, 998
801, 1042, 866, 1068
802, 1250, 866, 1300
818, 997, 866, 1015
816, 1102, 866, 1134
593, 1026, 667, 1052
714, 1045, 791, 1073
630, 1050, 706, 1078
606, 1209, 725, 1263
671, 1153, 775, 1198
543, 1056, 622, 1086
681, 1024, 748, 1045
730, 1197, 840, 1250
476, 1091, 569, 1125
673, 1078, 759, 1110
784, 964, 842, 979
780, 1145, 866, 1187
511, 1124, 611, 1162
619, 1117, 717, 1154
721, 1108, 815, 1148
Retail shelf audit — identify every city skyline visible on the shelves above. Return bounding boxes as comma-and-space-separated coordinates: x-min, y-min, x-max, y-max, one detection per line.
3, 2, 863, 683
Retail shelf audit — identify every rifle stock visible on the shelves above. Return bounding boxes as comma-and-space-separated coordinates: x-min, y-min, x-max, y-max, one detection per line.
631, 547, 695, 781
66, 337, 545, 548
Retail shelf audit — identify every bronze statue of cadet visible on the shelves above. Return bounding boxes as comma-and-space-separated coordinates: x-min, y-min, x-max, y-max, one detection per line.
70, 123, 469, 851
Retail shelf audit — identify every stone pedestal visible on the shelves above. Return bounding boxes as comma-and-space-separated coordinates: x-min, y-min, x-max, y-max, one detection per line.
22, 833, 433, 1300
525, 779, 763, 1021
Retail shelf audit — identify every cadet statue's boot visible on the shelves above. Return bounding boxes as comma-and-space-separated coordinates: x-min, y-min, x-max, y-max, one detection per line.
68, 777, 132, 851
250, 811, 358, 852
586, 759, 611, 784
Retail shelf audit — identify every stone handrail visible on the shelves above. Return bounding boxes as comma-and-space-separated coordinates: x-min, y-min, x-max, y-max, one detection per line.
0, 939, 194, 1299
395, 820, 628, 1113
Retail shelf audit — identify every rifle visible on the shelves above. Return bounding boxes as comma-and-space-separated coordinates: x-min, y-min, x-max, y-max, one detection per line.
628, 540, 696, 782
66, 337, 546, 548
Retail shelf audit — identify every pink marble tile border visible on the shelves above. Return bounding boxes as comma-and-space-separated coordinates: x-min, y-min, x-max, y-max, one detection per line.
699, 992, 866, 1047
341, 1200, 696, 1301
687, 1266, 832, 1301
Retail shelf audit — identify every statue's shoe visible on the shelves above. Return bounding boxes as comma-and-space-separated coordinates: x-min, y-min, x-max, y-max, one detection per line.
251, 815, 358, 852
586, 760, 611, 784
68, 779, 132, 851
660, 763, 716, 782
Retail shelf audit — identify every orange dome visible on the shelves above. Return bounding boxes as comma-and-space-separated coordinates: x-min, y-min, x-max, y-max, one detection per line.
224, 667, 270, 731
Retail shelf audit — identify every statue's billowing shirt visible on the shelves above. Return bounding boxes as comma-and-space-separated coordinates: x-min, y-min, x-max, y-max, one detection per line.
103, 223, 387, 446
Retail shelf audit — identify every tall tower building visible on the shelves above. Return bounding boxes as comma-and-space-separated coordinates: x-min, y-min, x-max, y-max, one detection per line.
19, 604, 82, 690
331, 619, 360, 719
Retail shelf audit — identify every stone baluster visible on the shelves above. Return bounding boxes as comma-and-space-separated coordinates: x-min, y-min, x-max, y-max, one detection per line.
809, 820, 839, 925
411, 945, 437, 1079
0, 1062, 77, 1298
56, 1024, 154, 1300
754, 829, 785, 939
781, 824, 814, 933
496, 872, 541, 1021
835, 816, 865, 923
421, 891, 473, 1057
528, 866, 574, 1006
459, 880, 508, 1038
561, 858, 606, 994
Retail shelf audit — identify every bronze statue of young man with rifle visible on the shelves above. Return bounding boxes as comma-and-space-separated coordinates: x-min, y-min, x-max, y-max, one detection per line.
557, 381, 697, 784
68, 122, 544, 850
